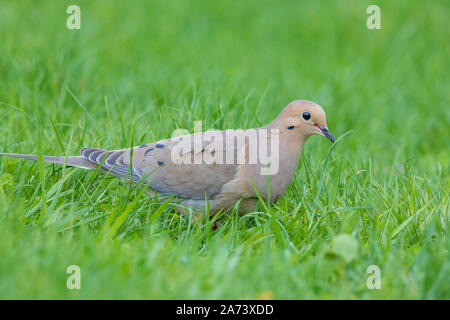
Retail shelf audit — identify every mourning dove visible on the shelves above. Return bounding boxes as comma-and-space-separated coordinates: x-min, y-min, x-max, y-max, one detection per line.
0, 100, 334, 214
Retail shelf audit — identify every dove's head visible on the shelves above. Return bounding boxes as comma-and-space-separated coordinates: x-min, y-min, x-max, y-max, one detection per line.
275, 100, 335, 143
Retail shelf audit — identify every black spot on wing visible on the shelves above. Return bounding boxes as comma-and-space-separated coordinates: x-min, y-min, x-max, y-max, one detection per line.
156, 144, 165, 148
144, 148, 155, 155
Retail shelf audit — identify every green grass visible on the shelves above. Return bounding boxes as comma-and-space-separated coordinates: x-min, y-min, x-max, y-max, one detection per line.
0, 0, 448, 299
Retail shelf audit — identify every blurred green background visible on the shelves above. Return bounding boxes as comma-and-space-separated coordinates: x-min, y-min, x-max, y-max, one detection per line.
0, 0, 448, 299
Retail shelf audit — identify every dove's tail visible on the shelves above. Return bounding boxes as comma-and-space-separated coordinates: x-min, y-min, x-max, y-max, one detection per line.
0, 152, 97, 170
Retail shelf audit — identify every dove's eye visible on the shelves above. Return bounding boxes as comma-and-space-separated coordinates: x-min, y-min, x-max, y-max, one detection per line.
302, 111, 311, 121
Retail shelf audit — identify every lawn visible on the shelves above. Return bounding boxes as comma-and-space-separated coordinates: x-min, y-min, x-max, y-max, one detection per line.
0, 0, 448, 299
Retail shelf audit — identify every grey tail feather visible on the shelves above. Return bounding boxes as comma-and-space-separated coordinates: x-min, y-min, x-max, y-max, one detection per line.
0, 152, 97, 170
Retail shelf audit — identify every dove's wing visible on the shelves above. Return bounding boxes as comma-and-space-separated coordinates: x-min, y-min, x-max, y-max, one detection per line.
80, 131, 244, 200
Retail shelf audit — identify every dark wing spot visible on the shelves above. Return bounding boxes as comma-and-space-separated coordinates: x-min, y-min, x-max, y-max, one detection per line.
156, 144, 165, 149
144, 148, 155, 155
287, 126, 295, 130
157, 161, 164, 166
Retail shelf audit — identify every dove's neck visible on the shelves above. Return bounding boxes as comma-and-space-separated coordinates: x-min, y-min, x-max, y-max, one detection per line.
253, 122, 307, 199
262, 120, 307, 158
278, 132, 306, 174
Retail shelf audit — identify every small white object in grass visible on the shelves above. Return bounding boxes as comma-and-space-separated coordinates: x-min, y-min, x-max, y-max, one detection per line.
366, 5, 381, 30
66, 5, 81, 30
367, 265, 381, 289
66, 265, 81, 290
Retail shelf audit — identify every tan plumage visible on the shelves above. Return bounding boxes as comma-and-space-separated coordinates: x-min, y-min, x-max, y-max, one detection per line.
0, 100, 334, 215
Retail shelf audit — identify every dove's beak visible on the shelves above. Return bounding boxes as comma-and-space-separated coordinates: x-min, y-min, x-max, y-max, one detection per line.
316, 125, 335, 143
